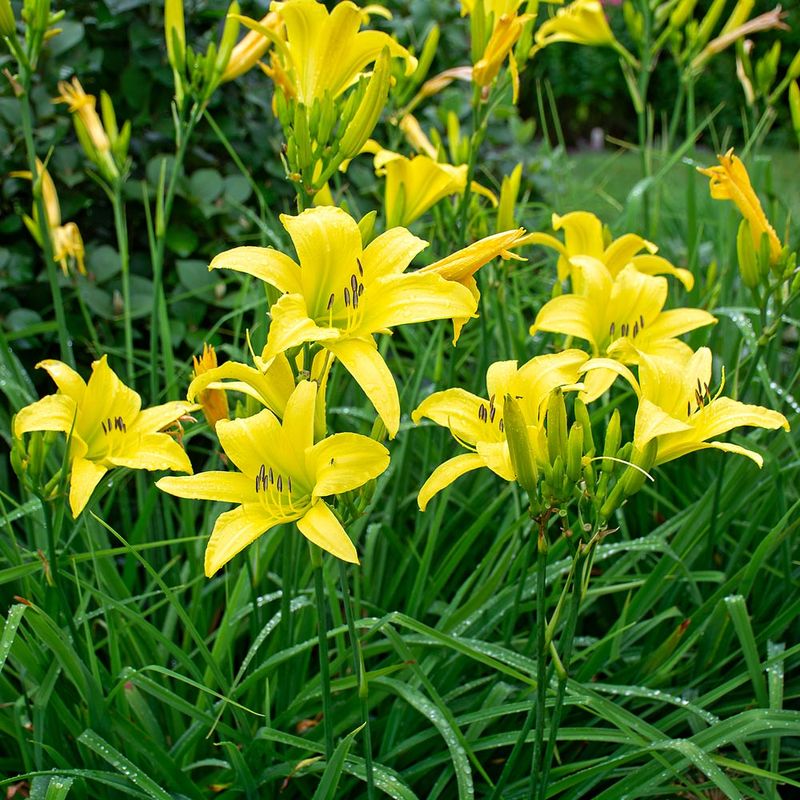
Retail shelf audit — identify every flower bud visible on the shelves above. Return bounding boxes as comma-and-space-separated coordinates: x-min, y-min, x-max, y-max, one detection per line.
669, 0, 699, 30
566, 423, 584, 483
599, 477, 626, 521
573, 397, 594, 455
790, 81, 800, 146
789, 51, 800, 81
736, 218, 760, 289
496, 163, 522, 233
165, 0, 186, 75
504, 394, 538, 497
0, 0, 15, 37
621, 439, 657, 497
546, 388, 567, 466
214, 2, 241, 81
601, 410, 621, 474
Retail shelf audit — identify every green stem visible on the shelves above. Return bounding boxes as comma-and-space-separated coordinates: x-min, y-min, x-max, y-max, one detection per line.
505, 517, 535, 646
489, 515, 548, 800
456, 83, 488, 247
148, 101, 203, 402
312, 548, 334, 761
685, 76, 698, 274
538, 544, 586, 798
111, 183, 134, 385
531, 526, 549, 795
18, 70, 72, 365
338, 559, 375, 800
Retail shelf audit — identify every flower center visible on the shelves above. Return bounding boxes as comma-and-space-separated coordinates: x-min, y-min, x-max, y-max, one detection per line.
686, 378, 711, 418
320, 259, 367, 334
608, 313, 646, 344
477, 394, 506, 435
254, 463, 307, 518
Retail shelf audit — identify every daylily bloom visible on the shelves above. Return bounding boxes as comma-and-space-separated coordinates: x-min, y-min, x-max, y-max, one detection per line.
531, 257, 716, 397
192, 344, 230, 429
584, 348, 790, 466
14, 357, 194, 517
496, 163, 523, 233
698, 149, 782, 265
531, 0, 635, 64
209, 206, 476, 437
221, 11, 281, 81
519, 210, 695, 289
157, 380, 390, 575
419, 228, 528, 342
473, 9, 534, 102
12, 161, 86, 276
412, 350, 588, 509
249, 0, 415, 106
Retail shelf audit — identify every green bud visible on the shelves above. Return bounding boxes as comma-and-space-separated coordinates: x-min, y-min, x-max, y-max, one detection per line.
759, 230, 774, 278
292, 103, 313, 171
669, 0, 699, 30
621, 439, 657, 497
339, 48, 391, 162
573, 398, 594, 455
788, 51, 800, 81
622, 1, 643, 45
551, 455, 566, 497
566, 423, 584, 483
602, 410, 621, 474
582, 461, 596, 494
165, 0, 186, 75
358, 210, 377, 247
275, 88, 291, 129
100, 91, 119, 143
202, 41, 218, 95
214, 1, 240, 80
410, 23, 439, 87
470, 0, 487, 65
504, 394, 539, 497
736, 219, 760, 289
308, 95, 323, 140
695, 0, 727, 51
599, 478, 626, 521
114, 120, 131, 166
317, 93, 337, 149
546, 388, 567, 466
0, 0, 15, 37
616, 441, 633, 465
755, 41, 780, 98
790, 81, 800, 147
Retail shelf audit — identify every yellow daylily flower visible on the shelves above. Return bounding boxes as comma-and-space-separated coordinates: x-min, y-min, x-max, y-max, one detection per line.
14, 357, 194, 517
209, 206, 476, 437
221, 11, 281, 81
157, 380, 390, 576
519, 210, 695, 289
474, 10, 534, 102
584, 348, 790, 466
531, 257, 716, 398
419, 228, 528, 342
399, 114, 439, 160
12, 161, 86, 276
192, 344, 230, 429
460, 0, 525, 17
532, 0, 635, 63
254, 0, 415, 106
496, 162, 523, 233
698, 148, 782, 265
54, 78, 111, 154
413, 350, 589, 509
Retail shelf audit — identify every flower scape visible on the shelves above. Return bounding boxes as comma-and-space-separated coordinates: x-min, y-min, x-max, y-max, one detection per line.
1, 0, 798, 797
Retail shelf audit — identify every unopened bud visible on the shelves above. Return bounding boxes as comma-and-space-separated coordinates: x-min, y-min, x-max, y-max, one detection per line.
215, 2, 240, 80
496, 163, 522, 233
358, 210, 377, 246
566, 423, 584, 483
504, 394, 538, 497
0, 0, 15, 37
790, 81, 800, 146
546, 388, 567, 466
599, 478, 626, 521
165, 0, 186, 74
789, 51, 800, 81
621, 440, 657, 497
669, 0, 699, 30
573, 397, 594, 455
736, 219, 760, 289
412, 23, 439, 86
602, 410, 621, 473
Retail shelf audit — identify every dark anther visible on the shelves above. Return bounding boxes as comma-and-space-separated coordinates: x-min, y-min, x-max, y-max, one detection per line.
499, 419, 505, 433
353, 288, 359, 309
277, 475, 283, 492
695, 389, 703, 407
330, 457, 335, 465
489, 406, 496, 423
268, 466, 274, 484
288, 476, 292, 493
255, 474, 260, 493
633, 322, 639, 337
609, 322, 615, 336
358, 283, 364, 296
101, 421, 107, 434
350, 274, 358, 295
357, 258, 364, 276
704, 382, 710, 398
696, 378, 703, 395
327, 293, 335, 310
687, 401, 692, 416
344, 287, 350, 307
640, 314, 645, 329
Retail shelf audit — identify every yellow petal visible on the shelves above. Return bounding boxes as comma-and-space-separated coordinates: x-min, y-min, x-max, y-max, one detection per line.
602, 232, 656, 275
629, 254, 695, 291
309, 432, 390, 498
281, 380, 317, 477
476, 440, 515, 480
359, 272, 476, 334
657, 439, 766, 468
634, 398, 693, 449
640, 308, 717, 341
209, 246, 302, 294
128, 401, 196, 436
204, 503, 280, 576
157, 471, 255, 503
14, 394, 77, 438
109, 433, 193, 474
325, 336, 400, 438
412, 387, 485, 447
69, 457, 107, 517
81, 356, 141, 439
515, 350, 589, 414
418, 452, 486, 511
216, 408, 283, 477
361, 226, 428, 279
530, 294, 597, 348
687, 396, 790, 441
36, 359, 86, 403
297, 501, 359, 563
263, 293, 340, 360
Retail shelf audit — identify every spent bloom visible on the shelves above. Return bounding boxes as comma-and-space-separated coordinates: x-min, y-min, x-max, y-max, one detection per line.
412, 350, 588, 509
192, 344, 230, 430
158, 380, 389, 575
698, 148, 782, 265
14, 357, 194, 516
209, 206, 476, 437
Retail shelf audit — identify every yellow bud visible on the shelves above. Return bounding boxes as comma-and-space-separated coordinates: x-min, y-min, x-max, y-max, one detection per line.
496, 162, 522, 233
214, 2, 240, 81
546, 388, 567, 466
669, 0, 698, 30
165, 0, 186, 73
790, 81, 800, 145
503, 394, 538, 497
573, 397, 594, 455
566, 423, 584, 483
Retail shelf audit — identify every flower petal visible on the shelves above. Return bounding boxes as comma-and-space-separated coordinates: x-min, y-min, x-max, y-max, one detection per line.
37, 359, 86, 403
108, 433, 193, 474
361, 226, 428, 279
412, 387, 485, 447
157, 471, 255, 503
634, 398, 693, 449
281, 380, 317, 477
476, 440, 514, 481
642, 308, 717, 341
263, 293, 340, 360
128, 401, 196, 436
530, 294, 598, 347
325, 337, 400, 438
81, 356, 141, 439
204, 503, 281, 576
209, 246, 302, 294
417, 452, 486, 511
297, 501, 359, 563
14, 394, 77, 438
309, 433, 390, 497
657, 439, 765, 467
216, 407, 283, 477
69, 457, 107, 517
629, 253, 694, 291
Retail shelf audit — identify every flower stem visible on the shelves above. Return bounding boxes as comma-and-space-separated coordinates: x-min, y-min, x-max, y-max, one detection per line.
311, 546, 334, 761
338, 558, 375, 800
111, 183, 134, 385
18, 69, 72, 365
